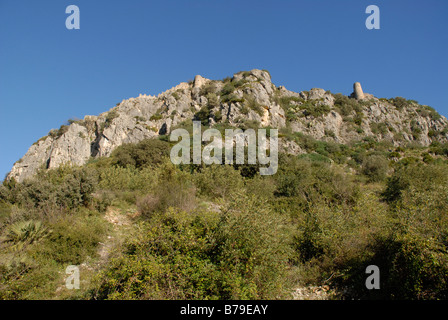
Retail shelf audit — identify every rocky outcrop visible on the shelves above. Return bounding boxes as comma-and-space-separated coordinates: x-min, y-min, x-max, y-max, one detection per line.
47, 123, 91, 169
7, 70, 448, 182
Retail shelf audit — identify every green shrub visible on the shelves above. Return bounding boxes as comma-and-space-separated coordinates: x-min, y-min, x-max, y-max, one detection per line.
1, 220, 48, 251
222, 94, 244, 104
362, 154, 389, 182
93, 193, 293, 300
49, 125, 69, 139
199, 82, 218, 96
390, 97, 410, 110
206, 92, 219, 108
210, 194, 293, 299
99, 166, 148, 191
324, 129, 336, 138
105, 110, 119, 127
366, 233, 448, 299
220, 82, 235, 96
291, 191, 390, 289
111, 138, 171, 169
213, 110, 222, 122
302, 104, 331, 118
149, 113, 163, 121
298, 153, 331, 163
137, 161, 197, 218
232, 79, 249, 88
383, 162, 448, 203
194, 106, 211, 125
333, 93, 363, 116
416, 105, 441, 121
67, 118, 83, 125
273, 155, 358, 208
0, 200, 12, 226
172, 92, 180, 100
193, 164, 244, 200
134, 116, 146, 122
388, 151, 401, 159
91, 207, 221, 300
273, 95, 303, 113
31, 209, 107, 265
429, 142, 448, 156
0, 207, 109, 299
243, 94, 264, 116
12, 166, 98, 210
410, 120, 422, 139
421, 152, 433, 163
370, 122, 389, 135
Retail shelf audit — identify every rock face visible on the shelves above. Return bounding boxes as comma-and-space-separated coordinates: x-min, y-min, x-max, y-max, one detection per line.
7, 69, 448, 182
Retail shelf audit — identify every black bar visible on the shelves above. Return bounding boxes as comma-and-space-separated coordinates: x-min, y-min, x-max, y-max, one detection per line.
0, 300, 441, 319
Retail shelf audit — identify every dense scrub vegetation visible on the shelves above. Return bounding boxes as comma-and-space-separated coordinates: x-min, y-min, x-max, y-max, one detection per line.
1, 136, 448, 300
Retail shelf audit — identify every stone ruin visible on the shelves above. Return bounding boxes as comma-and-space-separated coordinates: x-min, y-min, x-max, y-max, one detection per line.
353, 82, 365, 100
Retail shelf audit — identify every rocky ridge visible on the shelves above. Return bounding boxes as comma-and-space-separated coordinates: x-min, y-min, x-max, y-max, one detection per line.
8, 69, 448, 182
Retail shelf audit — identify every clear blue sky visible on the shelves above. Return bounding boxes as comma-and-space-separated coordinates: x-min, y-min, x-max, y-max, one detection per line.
1, 0, 447, 180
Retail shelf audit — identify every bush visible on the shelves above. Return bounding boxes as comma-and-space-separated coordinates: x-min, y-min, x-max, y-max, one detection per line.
370, 234, 448, 299
206, 93, 219, 108
31, 210, 107, 265
274, 156, 314, 199
383, 162, 448, 203
333, 93, 362, 116
111, 138, 171, 169
302, 104, 331, 118
98, 166, 157, 192
274, 155, 358, 207
93, 194, 293, 300
49, 125, 69, 139
11, 166, 98, 210
104, 110, 119, 129
429, 142, 448, 156
243, 94, 264, 116
390, 97, 410, 110
137, 162, 197, 218
0, 208, 108, 299
149, 113, 163, 121
194, 106, 211, 125
273, 95, 303, 113
291, 191, 391, 289
410, 120, 422, 140
219, 82, 244, 104
199, 82, 218, 96
220, 82, 235, 96
193, 164, 244, 200
362, 154, 389, 182
416, 105, 441, 121
91, 207, 221, 300
211, 194, 293, 299
1, 220, 48, 251
370, 122, 389, 135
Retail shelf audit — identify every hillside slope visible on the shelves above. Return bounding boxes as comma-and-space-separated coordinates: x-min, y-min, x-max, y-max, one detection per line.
7, 69, 448, 182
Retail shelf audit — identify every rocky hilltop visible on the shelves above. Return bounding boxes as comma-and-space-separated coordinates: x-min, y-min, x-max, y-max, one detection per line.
8, 69, 448, 182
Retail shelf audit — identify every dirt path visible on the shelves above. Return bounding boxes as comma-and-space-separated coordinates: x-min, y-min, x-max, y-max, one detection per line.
56, 206, 138, 297
291, 285, 335, 300
97, 206, 136, 264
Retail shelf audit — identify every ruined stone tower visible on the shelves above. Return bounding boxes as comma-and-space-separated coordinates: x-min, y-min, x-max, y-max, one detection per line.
353, 82, 365, 100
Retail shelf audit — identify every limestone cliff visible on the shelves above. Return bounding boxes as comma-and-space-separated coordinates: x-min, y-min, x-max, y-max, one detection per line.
7, 69, 448, 182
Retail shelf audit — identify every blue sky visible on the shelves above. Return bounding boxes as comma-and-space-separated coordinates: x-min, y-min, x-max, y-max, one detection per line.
0, 0, 447, 180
